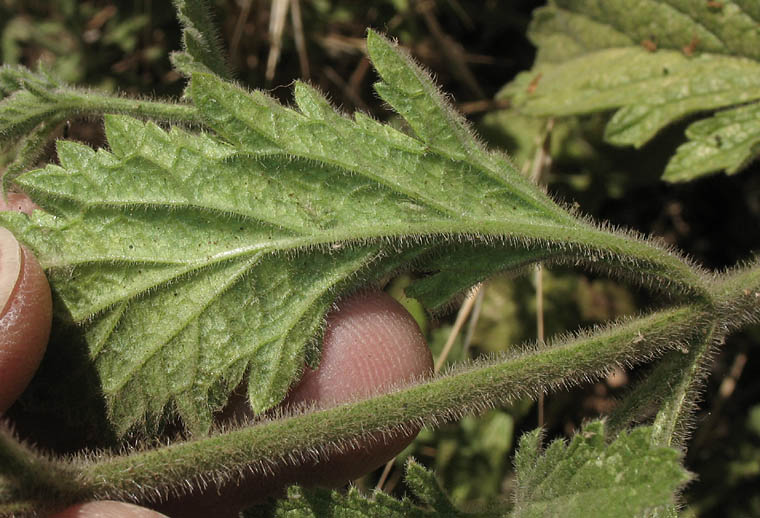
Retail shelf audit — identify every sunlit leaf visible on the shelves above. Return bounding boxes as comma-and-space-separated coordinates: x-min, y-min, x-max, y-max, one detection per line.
513, 421, 692, 518
495, 0, 760, 181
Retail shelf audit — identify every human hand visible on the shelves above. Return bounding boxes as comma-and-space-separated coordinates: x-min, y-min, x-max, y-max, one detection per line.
0, 193, 433, 517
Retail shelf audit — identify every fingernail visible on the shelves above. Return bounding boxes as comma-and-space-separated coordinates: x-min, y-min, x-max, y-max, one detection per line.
0, 227, 22, 316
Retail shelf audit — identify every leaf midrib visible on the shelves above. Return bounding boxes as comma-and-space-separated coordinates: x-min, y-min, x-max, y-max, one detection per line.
49, 217, 584, 271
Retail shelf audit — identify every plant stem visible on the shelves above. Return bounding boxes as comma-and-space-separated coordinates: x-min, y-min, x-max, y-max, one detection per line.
70, 305, 703, 505
0, 424, 81, 508
712, 260, 760, 331
66, 89, 201, 125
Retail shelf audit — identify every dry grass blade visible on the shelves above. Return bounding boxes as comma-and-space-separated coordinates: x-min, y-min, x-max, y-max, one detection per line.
290, 0, 310, 79
434, 286, 481, 373
266, 0, 290, 83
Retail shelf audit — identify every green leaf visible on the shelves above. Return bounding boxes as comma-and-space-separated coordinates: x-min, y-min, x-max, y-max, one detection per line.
664, 101, 760, 182
496, 0, 760, 180
0, 66, 62, 141
406, 244, 555, 312
502, 47, 760, 148
171, 0, 231, 79
529, 1, 760, 64
0, 32, 699, 436
512, 421, 692, 518
273, 459, 476, 517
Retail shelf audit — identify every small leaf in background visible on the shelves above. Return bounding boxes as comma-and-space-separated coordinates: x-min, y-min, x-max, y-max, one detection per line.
512, 420, 692, 518
502, 48, 760, 149
170, 0, 231, 79
664, 101, 760, 182
406, 245, 554, 313
495, 0, 760, 181
0, 66, 62, 141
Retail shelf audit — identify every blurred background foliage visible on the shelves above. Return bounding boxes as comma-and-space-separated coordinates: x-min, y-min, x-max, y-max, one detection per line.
1, 1, 758, 516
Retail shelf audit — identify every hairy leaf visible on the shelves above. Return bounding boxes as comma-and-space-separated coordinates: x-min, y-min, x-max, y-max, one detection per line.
496, 0, 760, 181
0, 32, 694, 436
273, 459, 476, 518
512, 421, 692, 518
170, 0, 231, 79
0, 66, 61, 141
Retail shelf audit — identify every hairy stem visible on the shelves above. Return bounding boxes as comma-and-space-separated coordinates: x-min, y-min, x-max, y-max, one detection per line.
712, 260, 760, 331
64, 89, 201, 126
69, 305, 704, 505
1, 86, 201, 144
0, 424, 81, 509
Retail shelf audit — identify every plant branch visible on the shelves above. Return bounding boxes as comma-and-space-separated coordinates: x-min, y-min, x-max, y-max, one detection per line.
62, 305, 705, 506
0, 424, 81, 511
1, 85, 201, 145
73, 90, 201, 125
712, 259, 760, 332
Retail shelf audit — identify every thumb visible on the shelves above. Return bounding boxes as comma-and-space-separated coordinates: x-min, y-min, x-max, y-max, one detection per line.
0, 192, 52, 413
0, 224, 52, 413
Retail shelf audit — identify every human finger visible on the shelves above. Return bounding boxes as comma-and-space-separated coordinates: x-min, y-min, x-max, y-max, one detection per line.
155, 290, 433, 517
0, 224, 52, 413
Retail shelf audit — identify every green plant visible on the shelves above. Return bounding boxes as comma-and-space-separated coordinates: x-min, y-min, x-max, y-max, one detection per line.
0, 1, 758, 516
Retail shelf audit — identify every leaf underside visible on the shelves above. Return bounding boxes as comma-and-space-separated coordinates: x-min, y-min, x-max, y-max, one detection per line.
1, 31, 588, 436
498, 0, 760, 182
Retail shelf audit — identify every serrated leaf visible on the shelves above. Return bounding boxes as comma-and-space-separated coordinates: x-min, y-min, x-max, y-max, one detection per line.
272, 459, 477, 518
530, 1, 760, 64
0, 32, 657, 436
512, 421, 692, 518
0, 66, 62, 140
664, 101, 760, 182
171, 0, 231, 79
497, 0, 760, 180
503, 47, 760, 148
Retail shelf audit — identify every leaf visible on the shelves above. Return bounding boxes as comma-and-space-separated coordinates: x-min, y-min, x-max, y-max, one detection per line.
272, 459, 478, 518
406, 244, 555, 312
0, 32, 683, 436
170, 0, 231, 79
512, 420, 692, 518
664, 101, 760, 181
529, 1, 760, 64
496, 0, 760, 181
0, 66, 62, 141
502, 47, 760, 148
